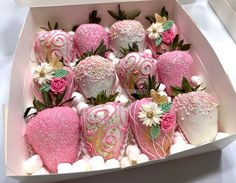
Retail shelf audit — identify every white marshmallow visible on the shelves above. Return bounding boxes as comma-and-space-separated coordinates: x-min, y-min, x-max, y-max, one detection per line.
136, 154, 149, 164
72, 92, 85, 105
115, 95, 129, 106
105, 159, 120, 169
157, 83, 166, 92
76, 102, 89, 114
126, 145, 140, 161
173, 136, 187, 145
158, 91, 168, 97
72, 159, 90, 172
120, 157, 133, 168
23, 155, 43, 174
32, 167, 49, 175
215, 132, 230, 141
68, 31, 75, 36
191, 76, 204, 86
167, 97, 172, 103
143, 49, 152, 56
107, 52, 116, 60
89, 156, 105, 171
57, 163, 73, 174
170, 143, 196, 155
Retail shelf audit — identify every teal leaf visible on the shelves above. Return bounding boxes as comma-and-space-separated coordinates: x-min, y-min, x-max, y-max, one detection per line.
155, 37, 163, 47
161, 103, 172, 113
162, 20, 174, 31
40, 83, 50, 92
42, 91, 52, 107
150, 125, 160, 140
52, 69, 69, 78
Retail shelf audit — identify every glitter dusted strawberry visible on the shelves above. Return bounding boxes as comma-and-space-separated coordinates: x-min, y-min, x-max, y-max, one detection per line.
74, 55, 117, 98
116, 50, 158, 99
25, 107, 80, 173
157, 51, 194, 96
81, 101, 128, 160
34, 22, 75, 65
173, 91, 218, 146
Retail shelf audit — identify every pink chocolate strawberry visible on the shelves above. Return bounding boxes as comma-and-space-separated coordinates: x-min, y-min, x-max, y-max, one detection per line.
25, 107, 80, 173
74, 55, 117, 98
116, 50, 158, 99
81, 91, 128, 160
157, 50, 194, 95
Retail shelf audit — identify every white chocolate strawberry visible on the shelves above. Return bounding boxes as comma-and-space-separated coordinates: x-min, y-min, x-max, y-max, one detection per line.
173, 91, 218, 145
74, 56, 117, 98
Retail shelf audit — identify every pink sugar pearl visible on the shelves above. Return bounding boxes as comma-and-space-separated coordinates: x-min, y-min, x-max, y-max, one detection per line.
74, 24, 109, 55
26, 107, 80, 173
157, 51, 194, 95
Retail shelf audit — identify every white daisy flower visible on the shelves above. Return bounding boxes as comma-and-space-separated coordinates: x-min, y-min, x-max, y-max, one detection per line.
33, 62, 54, 85
138, 102, 163, 127
147, 23, 164, 40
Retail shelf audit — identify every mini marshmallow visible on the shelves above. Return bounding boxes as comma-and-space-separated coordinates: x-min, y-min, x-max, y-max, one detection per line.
89, 156, 105, 171
32, 167, 49, 175
68, 31, 75, 36
215, 132, 230, 141
157, 83, 166, 92
120, 157, 133, 168
57, 163, 73, 174
170, 143, 196, 155
173, 136, 187, 145
107, 52, 116, 60
115, 95, 129, 106
73, 159, 90, 172
72, 92, 85, 105
136, 154, 149, 164
105, 159, 120, 169
167, 97, 172, 103
158, 91, 168, 97
126, 145, 140, 161
23, 155, 43, 174
76, 102, 89, 114
143, 49, 152, 56
191, 76, 204, 86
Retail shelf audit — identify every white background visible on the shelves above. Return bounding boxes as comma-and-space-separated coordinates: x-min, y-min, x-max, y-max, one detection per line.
0, 0, 236, 182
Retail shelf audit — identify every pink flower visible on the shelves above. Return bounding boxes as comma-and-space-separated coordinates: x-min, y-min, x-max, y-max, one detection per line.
162, 24, 178, 44
161, 112, 175, 133
50, 78, 66, 94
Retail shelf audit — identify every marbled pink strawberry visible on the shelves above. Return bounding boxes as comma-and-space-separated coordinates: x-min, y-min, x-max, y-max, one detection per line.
25, 107, 80, 173
157, 51, 194, 95
81, 102, 128, 160
128, 98, 175, 160
34, 30, 75, 65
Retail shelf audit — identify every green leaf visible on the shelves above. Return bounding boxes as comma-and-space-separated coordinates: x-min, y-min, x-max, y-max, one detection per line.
40, 83, 50, 92
55, 90, 66, 105
72, 25, 79, 32
160, 6, 168, 19
52, 69, 69, 78
120, 42, 139, 57
145, 16, 156, 24
180, 44, 191, 51
170, 85, 183, 91
54, 22, 59, 30
155, 37, 163, 47
161, 103, 172, 113
150, 125, 160, 140
42, 91, 52, 107
94, 40, 107, 57
178, 40, 184, 47
127, 10, 141, 20
33, 98, 47, 112
182, 77, 192, 93
89, 10, 102, 24
107, 10, 120, 20
87, 90, 119, 105
162, 20, 173, 31
48, 21, 53, 31
59, 96, 76, 106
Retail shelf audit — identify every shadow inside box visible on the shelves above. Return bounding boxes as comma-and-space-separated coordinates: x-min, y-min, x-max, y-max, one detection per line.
57, 150, 222, 183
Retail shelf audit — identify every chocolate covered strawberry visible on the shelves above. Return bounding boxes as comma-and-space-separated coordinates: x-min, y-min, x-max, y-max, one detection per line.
116, 50, 158, 99
173, 91, 218, 146
108, 5, 145, 57
81, 91, 128, 160
74, 55, 117, 98
34, 22, 75, 65
25, 107, 80, 173
73, 10, 109, 58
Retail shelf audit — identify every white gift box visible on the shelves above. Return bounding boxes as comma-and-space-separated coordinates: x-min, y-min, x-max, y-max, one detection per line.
4, 0, 236, 182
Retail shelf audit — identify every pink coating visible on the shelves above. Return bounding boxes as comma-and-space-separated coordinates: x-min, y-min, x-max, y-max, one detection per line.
162, 23, 178, 44
32, 66, 75, 105
157, 51, 194, 95
25, 107, 80, 173
74, 55, 117, 98
128, 98, 176, 160
116, 51, 158, 99
81, 102, 128, 160
74, 24, 109, 55
34, 30, 75, 65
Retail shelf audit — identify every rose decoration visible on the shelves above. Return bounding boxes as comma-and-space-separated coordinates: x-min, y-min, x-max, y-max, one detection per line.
161, 112, 175, 132
162, 24, 178, 44
50, 78, 66, 94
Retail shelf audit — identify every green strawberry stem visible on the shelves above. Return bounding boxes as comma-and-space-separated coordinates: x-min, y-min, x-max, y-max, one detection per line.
87, 90, 119, 106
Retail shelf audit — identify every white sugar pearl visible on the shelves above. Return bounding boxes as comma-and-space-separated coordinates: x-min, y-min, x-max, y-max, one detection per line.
126, 145, 140, 161
120, 157, 132, 168
191, 76, 204, 85
72, 92, 85, 105
72, 159, 90, 172
76, 102, 89, 114
115, 95, 129, 106
157, 83, 166, 92
136, 154, 149, 164
32, 167, 49, 175
23, 155, 43, 174
215, 132, 230, 141
57, 163, 73, 174
107, 52, 116, 60
105, 159, 120, 169
89, 156, 105, 171
143, 49, 152, 56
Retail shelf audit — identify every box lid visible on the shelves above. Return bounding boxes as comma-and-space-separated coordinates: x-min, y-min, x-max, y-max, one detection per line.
227, 0, 236, 12
16, 0, 152, 7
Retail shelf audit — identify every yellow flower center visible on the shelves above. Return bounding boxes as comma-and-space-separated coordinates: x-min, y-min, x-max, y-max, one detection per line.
147, 111, 154, 119
39, 70, 46, 77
